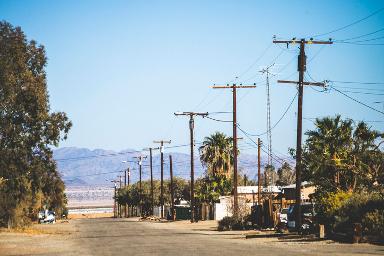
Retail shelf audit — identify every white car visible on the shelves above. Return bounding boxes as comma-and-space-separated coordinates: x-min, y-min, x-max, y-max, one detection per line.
38, 210, 56, 224
278, 208, 289, 224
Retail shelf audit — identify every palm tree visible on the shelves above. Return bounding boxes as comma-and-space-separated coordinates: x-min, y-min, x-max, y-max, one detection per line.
199, 132, 234, 179
303, 115, 383, 192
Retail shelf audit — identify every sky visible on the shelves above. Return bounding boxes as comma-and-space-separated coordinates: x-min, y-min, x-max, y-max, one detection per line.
1, 0, 383, 162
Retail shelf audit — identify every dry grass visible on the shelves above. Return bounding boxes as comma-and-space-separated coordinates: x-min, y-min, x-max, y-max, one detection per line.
0, 220, 73, 235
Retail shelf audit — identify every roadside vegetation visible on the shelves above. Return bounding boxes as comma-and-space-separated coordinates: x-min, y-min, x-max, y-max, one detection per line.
0, 22, 71, 228
301, 116, 383, 241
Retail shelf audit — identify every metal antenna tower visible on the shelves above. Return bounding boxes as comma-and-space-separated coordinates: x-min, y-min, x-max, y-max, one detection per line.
260, 63, 274, 166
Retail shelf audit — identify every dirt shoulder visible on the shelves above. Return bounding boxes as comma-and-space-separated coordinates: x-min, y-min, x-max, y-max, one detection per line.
0, 220, 81, 256
1, 218, 382, 256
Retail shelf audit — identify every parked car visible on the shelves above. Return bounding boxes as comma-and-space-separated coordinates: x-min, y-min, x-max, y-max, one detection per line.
278, 208, 289, 224
38, 210, 56, 224
287, 203, 315, 232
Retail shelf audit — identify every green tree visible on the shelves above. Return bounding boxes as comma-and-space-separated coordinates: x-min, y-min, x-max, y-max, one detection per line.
116, 178, 191, 216
263, 164, 278, 186
195, 174, 232, 204
199, 132, 234, 178
0, 21, 71, 227
302, 115, 383, 193
197, 132, 236, 205
276, 162, 295, 186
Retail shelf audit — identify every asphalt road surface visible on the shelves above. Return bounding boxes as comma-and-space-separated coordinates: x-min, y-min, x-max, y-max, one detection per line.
1, 218, 383, 256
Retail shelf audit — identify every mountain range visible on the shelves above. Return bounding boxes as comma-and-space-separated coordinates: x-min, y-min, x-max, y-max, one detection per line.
54, 147, 283, 186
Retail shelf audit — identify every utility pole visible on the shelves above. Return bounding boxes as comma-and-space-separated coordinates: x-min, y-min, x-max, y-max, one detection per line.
212, 84, 256, 215
124, 169, 128, 217
174, 111, 208, 223
169, 155, 175, 220
127, 168, 130, 186
143, 147, 159, 216
150, 148, 154, 216
134, 155, 147, 217
118, 175, 123, 217
153, 140, 171, 219
111, 180, 118, 218
258, 138, 261, 205
273, 37, 332, 231
127, 168, 130, 217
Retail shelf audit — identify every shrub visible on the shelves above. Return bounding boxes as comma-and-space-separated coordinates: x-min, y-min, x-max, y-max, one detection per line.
316, 189, 384, 241
218, 216, 237, 231
315, 190, 352, 225
362, 209, 384, 240
217, 215, 253, 231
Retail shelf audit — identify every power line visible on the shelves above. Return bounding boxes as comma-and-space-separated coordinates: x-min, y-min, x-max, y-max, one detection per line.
236, 127, 285, 167
239, 92, 298, 137
331, 85, 384, 92
311, 7, 384, 38
337, 42, 384, 46
335, 27, 384, 42
304, 117, 384, 123
54, 142, 203, 162
235, 42, 273, 80
338, 35, 384, 44
330, 80, 384, 85
242, 48, 285, 83
334, 90, 384, 96
205, 116, 232, 123
331, 86, 384, 115
55, 150, 141, 162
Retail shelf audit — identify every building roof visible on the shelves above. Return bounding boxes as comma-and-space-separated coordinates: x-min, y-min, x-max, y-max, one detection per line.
237, 186, 282, 194
281, 181, 312, 189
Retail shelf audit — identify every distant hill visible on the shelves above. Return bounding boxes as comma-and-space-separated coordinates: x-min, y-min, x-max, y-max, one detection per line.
54, 147, 287, 186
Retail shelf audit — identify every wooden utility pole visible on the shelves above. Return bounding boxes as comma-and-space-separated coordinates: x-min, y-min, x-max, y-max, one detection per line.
112, 180, 117, 218
143, 147, 159, 216
127, 168, 130, 186
273, 38, 332, 231
150, 148, 154, 216
212, 84, 256, 215
258, 138, 261, 205
169, 155, 175, 220
174, 111, 208, 223
153, 140, 171, 219
134, 155, 147, 217
124, 170, 127, 217
118, 175, 122, 217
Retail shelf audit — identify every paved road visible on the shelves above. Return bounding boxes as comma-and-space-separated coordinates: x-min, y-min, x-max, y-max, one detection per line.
1, 218, 383, 255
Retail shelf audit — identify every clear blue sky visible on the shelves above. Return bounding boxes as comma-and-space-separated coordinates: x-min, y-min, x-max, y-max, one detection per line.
1, 0, 383, 161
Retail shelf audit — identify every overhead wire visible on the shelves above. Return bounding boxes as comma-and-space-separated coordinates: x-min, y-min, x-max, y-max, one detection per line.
311, 7, 384, 38
238, 92, 298, 136
234, 42, 274, 80
330, 86, 384, 115
336, 35, 384, 44
205, 116, 232, 123
236, 126, 286, 166
335, 27, 384, 42
242, 48, 286, 83
330, 80, 384, 85
330, 85, 384, 91
332, 90, 384, 96
55, 142, 202, 162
